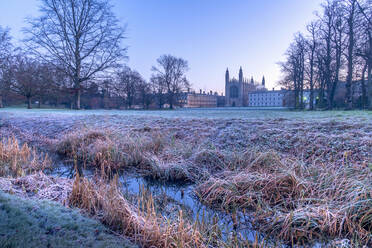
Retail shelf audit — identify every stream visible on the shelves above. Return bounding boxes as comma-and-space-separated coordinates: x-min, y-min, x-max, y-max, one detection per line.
51, 161, 324, 247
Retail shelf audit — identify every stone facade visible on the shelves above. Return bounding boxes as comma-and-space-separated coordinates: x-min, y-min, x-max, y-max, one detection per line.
184, 92, 218, 108
248, 90, 285, 107
225, 67, 263, 107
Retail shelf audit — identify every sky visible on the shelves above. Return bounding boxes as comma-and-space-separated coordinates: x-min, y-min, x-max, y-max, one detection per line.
0, 0, 323, 94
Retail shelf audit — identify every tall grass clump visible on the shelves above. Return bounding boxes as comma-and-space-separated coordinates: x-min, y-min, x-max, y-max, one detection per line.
57, 129, 211, 183
0, 137, 50, 178
68, 174, 205, 248
145, 160, 194, 183
56, 129, 155, 174
196, 151, 372, 246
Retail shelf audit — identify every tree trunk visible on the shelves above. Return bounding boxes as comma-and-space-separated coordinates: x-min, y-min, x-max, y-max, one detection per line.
327, 86, 333, 110
310, 85, 314, 110
27, 96, 32, 109
75, 89, 81, 110
361, 63, 367, 109
158, 93, 163, 109
169, 92, 174, 109
309, 56, 314, 110
0, 95, 3, 108
368, 63, 372, 110
345, 1, 355, 110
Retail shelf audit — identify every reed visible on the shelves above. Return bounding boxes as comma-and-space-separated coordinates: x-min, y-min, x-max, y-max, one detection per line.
0, 137, 50, 178
196, 151, 372, 245
69, 174, 206, 248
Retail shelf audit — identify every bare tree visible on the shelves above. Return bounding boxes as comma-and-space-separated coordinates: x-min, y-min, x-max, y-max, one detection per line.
331, 2, 347, 109
36, 63, 62, 108
24, 0, 127, 109
150, 75, 166, 109
344, 0, 358, 109
306, 21, 320, 110
11, 56, 43, 109
315, 46, 327, 107
317, 0, 342, 109
0, 26, 13, 108
136, 80, 153, 109
279, 33, 306, 109
151, 55, 190, 109
355, 0, 372, 109
113, 66, 144, 108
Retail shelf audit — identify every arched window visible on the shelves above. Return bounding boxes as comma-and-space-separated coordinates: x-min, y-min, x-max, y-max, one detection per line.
230, 86, 239, 98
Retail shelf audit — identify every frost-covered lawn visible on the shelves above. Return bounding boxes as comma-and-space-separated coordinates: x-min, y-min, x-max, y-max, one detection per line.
0, 107, 371, 120
0, 108, 371, 247
0, 107, 370, 166
0, 191, 136, 248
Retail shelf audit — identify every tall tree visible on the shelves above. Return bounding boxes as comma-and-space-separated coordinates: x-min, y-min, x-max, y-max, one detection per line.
11, 56, 43, 109
113, 66, 144, 109
24, 0, 127, 109
355, 0, 372, 109
344, 0, 358, 109
279, 33, 306, 109
0, 26, 13, 108
330, 1, 346, 109
151, 55, 190, 109
305, 21, 320, 110
150, 75, 166, 109
137, 80, 153, 109
318, 0, 340, 109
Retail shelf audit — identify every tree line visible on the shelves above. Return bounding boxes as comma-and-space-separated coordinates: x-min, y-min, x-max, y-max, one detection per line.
0, 0, 190, 110
279, 0, 371, 110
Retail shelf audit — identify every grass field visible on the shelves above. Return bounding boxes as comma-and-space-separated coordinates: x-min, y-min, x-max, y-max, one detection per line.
0, 191, 136, 248
1, 107, 371, 120
0, 108, 371, 247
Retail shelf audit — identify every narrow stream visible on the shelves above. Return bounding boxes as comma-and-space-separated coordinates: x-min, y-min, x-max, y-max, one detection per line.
51, 162, 324, 247
121, 175, 260, 243
51, 161, 261, 243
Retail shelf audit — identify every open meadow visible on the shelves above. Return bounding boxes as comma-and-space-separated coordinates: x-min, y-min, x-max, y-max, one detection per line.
0, 108, 371, 248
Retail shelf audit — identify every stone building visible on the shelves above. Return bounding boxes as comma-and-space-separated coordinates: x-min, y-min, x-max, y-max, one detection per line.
183, 91, 218, 108
248, 90, 285, 107
225, 67, 265, 107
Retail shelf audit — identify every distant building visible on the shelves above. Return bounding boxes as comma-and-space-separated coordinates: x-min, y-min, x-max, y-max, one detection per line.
248, 89, 285, 107
225, 67, 261, 107
225, 67, 278, 107
217, 94, 226, 107
182, 91, 218, 108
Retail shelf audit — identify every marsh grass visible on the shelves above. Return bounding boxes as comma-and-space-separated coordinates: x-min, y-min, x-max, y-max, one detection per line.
196, 151, 372, 246
56, 129, 223, 183
54, 126, 372, 246
0, 137, 50, 178
56, 129, 153, 176
68, 174, 206, 248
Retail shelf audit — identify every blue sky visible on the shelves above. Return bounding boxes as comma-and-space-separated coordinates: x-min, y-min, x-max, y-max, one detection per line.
0, 0, 323, 93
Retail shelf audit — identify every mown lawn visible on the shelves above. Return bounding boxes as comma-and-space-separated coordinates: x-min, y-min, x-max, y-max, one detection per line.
0, 107, 371, 120
0, 191, 137, 248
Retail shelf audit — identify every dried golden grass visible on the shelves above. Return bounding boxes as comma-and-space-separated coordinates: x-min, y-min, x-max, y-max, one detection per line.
57, 129, 215, 183
146, 160, 193, 183
0, 137, 50, 178
69, 174, 206, 248
196, 151, 372, 245
56, 129, 166, 173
